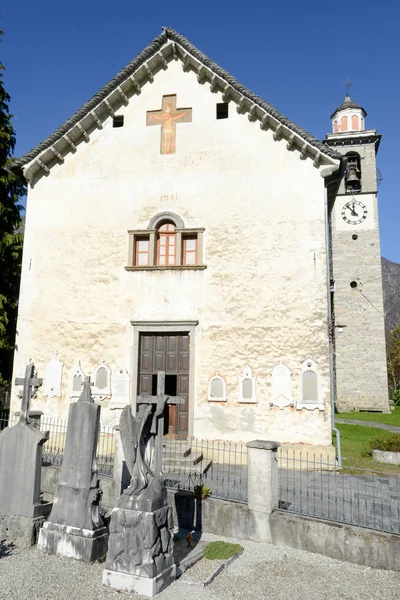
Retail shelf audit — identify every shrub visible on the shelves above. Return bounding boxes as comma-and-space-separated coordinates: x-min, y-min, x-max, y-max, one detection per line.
370, 433, 400, 453
392, 389, 400, 406
204, 541, 243, 560
194, 484, 212, 499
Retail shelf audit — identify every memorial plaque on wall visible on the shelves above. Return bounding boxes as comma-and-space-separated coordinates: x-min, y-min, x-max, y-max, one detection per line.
45, 353, 63, 398
110, 368, 130, 409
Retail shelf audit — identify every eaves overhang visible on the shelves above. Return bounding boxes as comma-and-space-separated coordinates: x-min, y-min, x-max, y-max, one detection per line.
9, 28, 342, 183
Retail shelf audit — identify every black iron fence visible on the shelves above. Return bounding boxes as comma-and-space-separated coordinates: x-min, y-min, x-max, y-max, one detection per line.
0, 413, 115, 477
0, 409, 10, 431
2, 410, 399, 534
278, 448, 400, 535
0, 388, 10, 410
163, 437, 248, 503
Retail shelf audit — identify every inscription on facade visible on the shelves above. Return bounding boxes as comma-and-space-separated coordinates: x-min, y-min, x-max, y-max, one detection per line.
110, 368, 130, 409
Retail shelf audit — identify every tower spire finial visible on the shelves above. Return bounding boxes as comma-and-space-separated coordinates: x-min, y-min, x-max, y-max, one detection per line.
344, 78, 352, 98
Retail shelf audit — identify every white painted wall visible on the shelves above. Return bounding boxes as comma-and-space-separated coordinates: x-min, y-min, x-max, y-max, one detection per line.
12, 59, 332, 445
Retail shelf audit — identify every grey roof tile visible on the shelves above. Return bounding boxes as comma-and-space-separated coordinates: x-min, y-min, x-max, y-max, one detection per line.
330, 94, 366, 119
11, 28, 341, 172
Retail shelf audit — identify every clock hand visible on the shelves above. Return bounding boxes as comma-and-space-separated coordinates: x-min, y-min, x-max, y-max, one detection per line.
350, 202, 358, 217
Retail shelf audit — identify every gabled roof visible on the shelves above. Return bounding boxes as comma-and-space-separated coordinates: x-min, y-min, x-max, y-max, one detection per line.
330, 94, 366, 119
10, 28, 342, 180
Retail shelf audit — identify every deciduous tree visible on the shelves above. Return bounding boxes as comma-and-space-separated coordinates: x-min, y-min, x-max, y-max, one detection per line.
387, 326, 400, 405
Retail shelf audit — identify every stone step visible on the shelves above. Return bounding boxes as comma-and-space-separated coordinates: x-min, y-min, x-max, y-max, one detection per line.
164, 458, 213, 476
162, 441, 192, 458
162, 440, 213, 474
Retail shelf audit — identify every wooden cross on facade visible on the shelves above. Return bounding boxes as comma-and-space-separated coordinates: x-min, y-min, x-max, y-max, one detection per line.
146, 94, 192, 154
137, 371, 184, 473
15, 363, 43, 424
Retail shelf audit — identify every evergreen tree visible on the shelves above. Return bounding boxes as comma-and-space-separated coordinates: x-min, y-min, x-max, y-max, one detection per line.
0, 30, 24, 388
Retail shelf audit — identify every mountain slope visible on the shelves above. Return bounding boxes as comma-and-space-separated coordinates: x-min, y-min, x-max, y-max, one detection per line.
382, 257, 400, 335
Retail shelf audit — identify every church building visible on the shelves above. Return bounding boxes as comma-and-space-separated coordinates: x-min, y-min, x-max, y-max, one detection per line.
9, 28, 389, 449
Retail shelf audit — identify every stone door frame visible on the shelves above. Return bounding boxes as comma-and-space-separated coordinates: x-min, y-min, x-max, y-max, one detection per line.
130, 320, 198, 437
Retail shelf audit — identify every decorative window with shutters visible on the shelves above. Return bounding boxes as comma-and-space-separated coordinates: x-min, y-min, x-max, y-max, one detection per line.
183, 235, 197, 265
157, 221, 176, 266
135, 236, 150, 266
126, 212, 205, 271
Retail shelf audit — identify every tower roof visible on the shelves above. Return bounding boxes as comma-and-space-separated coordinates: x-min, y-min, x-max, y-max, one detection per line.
330, 94, 367, 119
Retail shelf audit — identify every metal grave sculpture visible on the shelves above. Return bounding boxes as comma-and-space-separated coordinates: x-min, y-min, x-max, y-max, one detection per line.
38, 376, 108, 562
103, 371, 184, 597
0, 363, 52, 547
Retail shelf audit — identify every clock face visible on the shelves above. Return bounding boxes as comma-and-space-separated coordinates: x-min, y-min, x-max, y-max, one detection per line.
341, 200, 368, 225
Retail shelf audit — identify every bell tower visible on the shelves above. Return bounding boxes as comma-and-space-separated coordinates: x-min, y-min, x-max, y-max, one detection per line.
325, 94, 390, 412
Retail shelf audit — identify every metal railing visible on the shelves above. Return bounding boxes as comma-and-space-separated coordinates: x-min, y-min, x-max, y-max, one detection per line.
278, 448, 400, 535
0, 413, 115, 477
0, 388, 10, 410
163, 437, 248, 503
3, 409, 397, 535
0, 409, 10, 431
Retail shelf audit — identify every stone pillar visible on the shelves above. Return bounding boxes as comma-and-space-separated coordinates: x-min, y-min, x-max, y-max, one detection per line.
246, 440, 280, 542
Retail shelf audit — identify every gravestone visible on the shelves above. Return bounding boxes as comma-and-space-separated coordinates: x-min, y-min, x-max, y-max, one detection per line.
0, 363, 52, 547
103, 371, 184, 597
38, 376, 108, 562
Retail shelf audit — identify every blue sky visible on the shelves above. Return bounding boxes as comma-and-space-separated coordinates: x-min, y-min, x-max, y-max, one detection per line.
2, 1, 399, 261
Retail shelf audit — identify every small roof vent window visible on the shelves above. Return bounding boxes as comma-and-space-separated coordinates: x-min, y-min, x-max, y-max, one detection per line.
113, 115, 124, 128
216, 103, 229, 120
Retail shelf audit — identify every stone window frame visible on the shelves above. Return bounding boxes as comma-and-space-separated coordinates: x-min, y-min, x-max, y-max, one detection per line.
92, 361, 112, 400
238, 365, 257, 404
130, 320, 198, 437
207, 372, 227, 402
126, 211, 206, 271
69, 361, 85, 398
344, 151, 362, 194
297, 358, 324, 411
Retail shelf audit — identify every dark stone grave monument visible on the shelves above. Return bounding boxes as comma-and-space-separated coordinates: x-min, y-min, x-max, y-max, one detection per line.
0, 363, 52, 547
103, 371, 184, 597
37, 376, 108, 562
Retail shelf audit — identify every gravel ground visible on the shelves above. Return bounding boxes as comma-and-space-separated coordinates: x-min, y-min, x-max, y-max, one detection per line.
179, 556, 225, 584
0, 533, 399, 600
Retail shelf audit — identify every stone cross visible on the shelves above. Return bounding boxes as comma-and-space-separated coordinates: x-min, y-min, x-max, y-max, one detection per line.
79, 376, 94, 403
15, 363, 43, 424
146, 94, 192, 154
137, 371, 184, 473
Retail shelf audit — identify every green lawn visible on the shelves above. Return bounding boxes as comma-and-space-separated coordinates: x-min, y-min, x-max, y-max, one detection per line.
333, 423, 380, 460
336, 406, 400, 427
333, 423, 400, 473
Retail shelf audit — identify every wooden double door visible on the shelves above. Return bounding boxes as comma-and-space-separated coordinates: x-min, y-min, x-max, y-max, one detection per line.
138, 333, 190, 439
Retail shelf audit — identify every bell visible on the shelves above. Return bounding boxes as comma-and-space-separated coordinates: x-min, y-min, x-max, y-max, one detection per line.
346, 167, 360, 183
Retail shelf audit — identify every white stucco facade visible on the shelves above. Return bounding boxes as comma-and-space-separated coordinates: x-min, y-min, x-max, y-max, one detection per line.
11, 46, 338, 446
